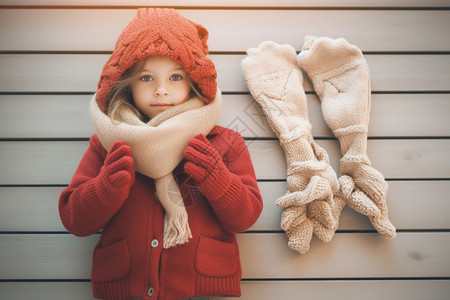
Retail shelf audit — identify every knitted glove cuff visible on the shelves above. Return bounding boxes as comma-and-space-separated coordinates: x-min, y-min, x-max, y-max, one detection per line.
95, 170, 132, 200
196, 161, 242, 205
66, 174, 130, 217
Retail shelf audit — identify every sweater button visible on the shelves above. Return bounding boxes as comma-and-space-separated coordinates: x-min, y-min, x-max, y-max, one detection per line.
148, 286, 154, 297
151, 239, 159, 248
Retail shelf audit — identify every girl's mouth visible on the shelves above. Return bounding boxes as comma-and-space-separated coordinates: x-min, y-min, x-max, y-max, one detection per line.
152, 103, 172, 107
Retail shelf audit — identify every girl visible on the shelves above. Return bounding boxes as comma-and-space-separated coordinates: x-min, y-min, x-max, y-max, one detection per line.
59, 8, 263, 300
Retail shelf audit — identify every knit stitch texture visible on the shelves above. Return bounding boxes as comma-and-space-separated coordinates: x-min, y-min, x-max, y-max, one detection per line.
242, 41, 340, 254
297, 36, 396, 239
242, 37, 396, 253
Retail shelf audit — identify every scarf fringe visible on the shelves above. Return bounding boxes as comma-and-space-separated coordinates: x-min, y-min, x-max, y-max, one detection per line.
163, 209, 193, 248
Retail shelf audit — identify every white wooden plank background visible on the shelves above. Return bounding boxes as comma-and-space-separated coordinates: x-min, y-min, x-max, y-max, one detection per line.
1, 55, 449, 93
1, 10, 450, 52
1, 280, 450, 300
1, 181, 449, 232
2, 0, 450, 8
1, 139, 449, 185
1, 94, 450, 138
1, 233, 449, 279
0, 1, 449, 299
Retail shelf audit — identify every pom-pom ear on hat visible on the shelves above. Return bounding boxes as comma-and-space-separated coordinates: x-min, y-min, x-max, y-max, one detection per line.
190, 21, 209, 54
96, 8, 217, 112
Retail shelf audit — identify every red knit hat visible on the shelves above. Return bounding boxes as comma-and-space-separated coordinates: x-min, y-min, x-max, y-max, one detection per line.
96, 8, 217, 112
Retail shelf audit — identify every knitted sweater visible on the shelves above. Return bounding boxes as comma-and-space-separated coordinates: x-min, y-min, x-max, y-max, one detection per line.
59, 126, 263, 300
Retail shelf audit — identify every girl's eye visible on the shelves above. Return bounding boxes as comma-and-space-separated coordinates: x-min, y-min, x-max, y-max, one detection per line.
140, 75, 153, 82
170, 74, 183, 81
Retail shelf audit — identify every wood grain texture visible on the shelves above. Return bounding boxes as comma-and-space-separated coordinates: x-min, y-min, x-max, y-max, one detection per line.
1, 280, 450, 300
2, 94, 449, 138
0, 2, 449, 297
1, 181, 449, 232
2, 0, 449, 8
1, 10, 449, 51
1, 233, 449, 279
1, 55, 449, 93
0, 139, 449, 185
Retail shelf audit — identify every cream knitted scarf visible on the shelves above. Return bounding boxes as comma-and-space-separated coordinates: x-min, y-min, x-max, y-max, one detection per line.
90, 90, 222, 248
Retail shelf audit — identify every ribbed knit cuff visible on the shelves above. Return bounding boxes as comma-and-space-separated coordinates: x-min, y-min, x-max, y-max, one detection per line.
197, 165, 243, 209
195, 273, 241, 297
92, 278, 130, 300
82, 176, 130, 214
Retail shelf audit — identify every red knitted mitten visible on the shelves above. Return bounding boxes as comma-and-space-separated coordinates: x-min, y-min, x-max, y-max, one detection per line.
184, 134, 233, 199
97, 140, 135, 198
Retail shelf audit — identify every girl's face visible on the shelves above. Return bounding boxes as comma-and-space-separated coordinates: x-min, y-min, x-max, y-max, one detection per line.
131, 56, 191, 119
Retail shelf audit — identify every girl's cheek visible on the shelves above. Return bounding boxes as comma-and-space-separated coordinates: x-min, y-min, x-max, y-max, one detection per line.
133, 84, 151, 99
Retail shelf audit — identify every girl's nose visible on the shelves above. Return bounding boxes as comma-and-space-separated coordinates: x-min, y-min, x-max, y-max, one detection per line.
154, 84, 168, 96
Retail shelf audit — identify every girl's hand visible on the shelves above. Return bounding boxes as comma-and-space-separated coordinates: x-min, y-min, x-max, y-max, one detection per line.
184, 134, 225, 184
58, 139, 135, 237
100, 140, 135, 188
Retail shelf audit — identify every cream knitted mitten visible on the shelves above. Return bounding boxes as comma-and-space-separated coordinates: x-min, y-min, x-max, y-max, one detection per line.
242, 41, 340, 253
297, 36, 396, 239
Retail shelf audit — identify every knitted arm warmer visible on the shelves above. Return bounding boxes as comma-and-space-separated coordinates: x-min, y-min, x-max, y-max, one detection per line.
59, 137, 135, 237
242, 42, 340, 253
297, 36, 396, 239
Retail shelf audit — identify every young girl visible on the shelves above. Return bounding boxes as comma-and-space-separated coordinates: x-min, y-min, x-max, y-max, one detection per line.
59, 8, 263, 300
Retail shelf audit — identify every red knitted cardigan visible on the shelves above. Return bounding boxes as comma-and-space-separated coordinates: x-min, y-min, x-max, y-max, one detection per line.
59, 126, 263, 300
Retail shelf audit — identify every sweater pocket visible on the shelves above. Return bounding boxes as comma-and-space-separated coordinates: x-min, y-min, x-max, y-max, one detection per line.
195, 235, 238, 277
91, 238, 131, 282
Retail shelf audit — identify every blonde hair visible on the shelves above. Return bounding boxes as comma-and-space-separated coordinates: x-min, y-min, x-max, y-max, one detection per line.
105, 58, 206, 123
